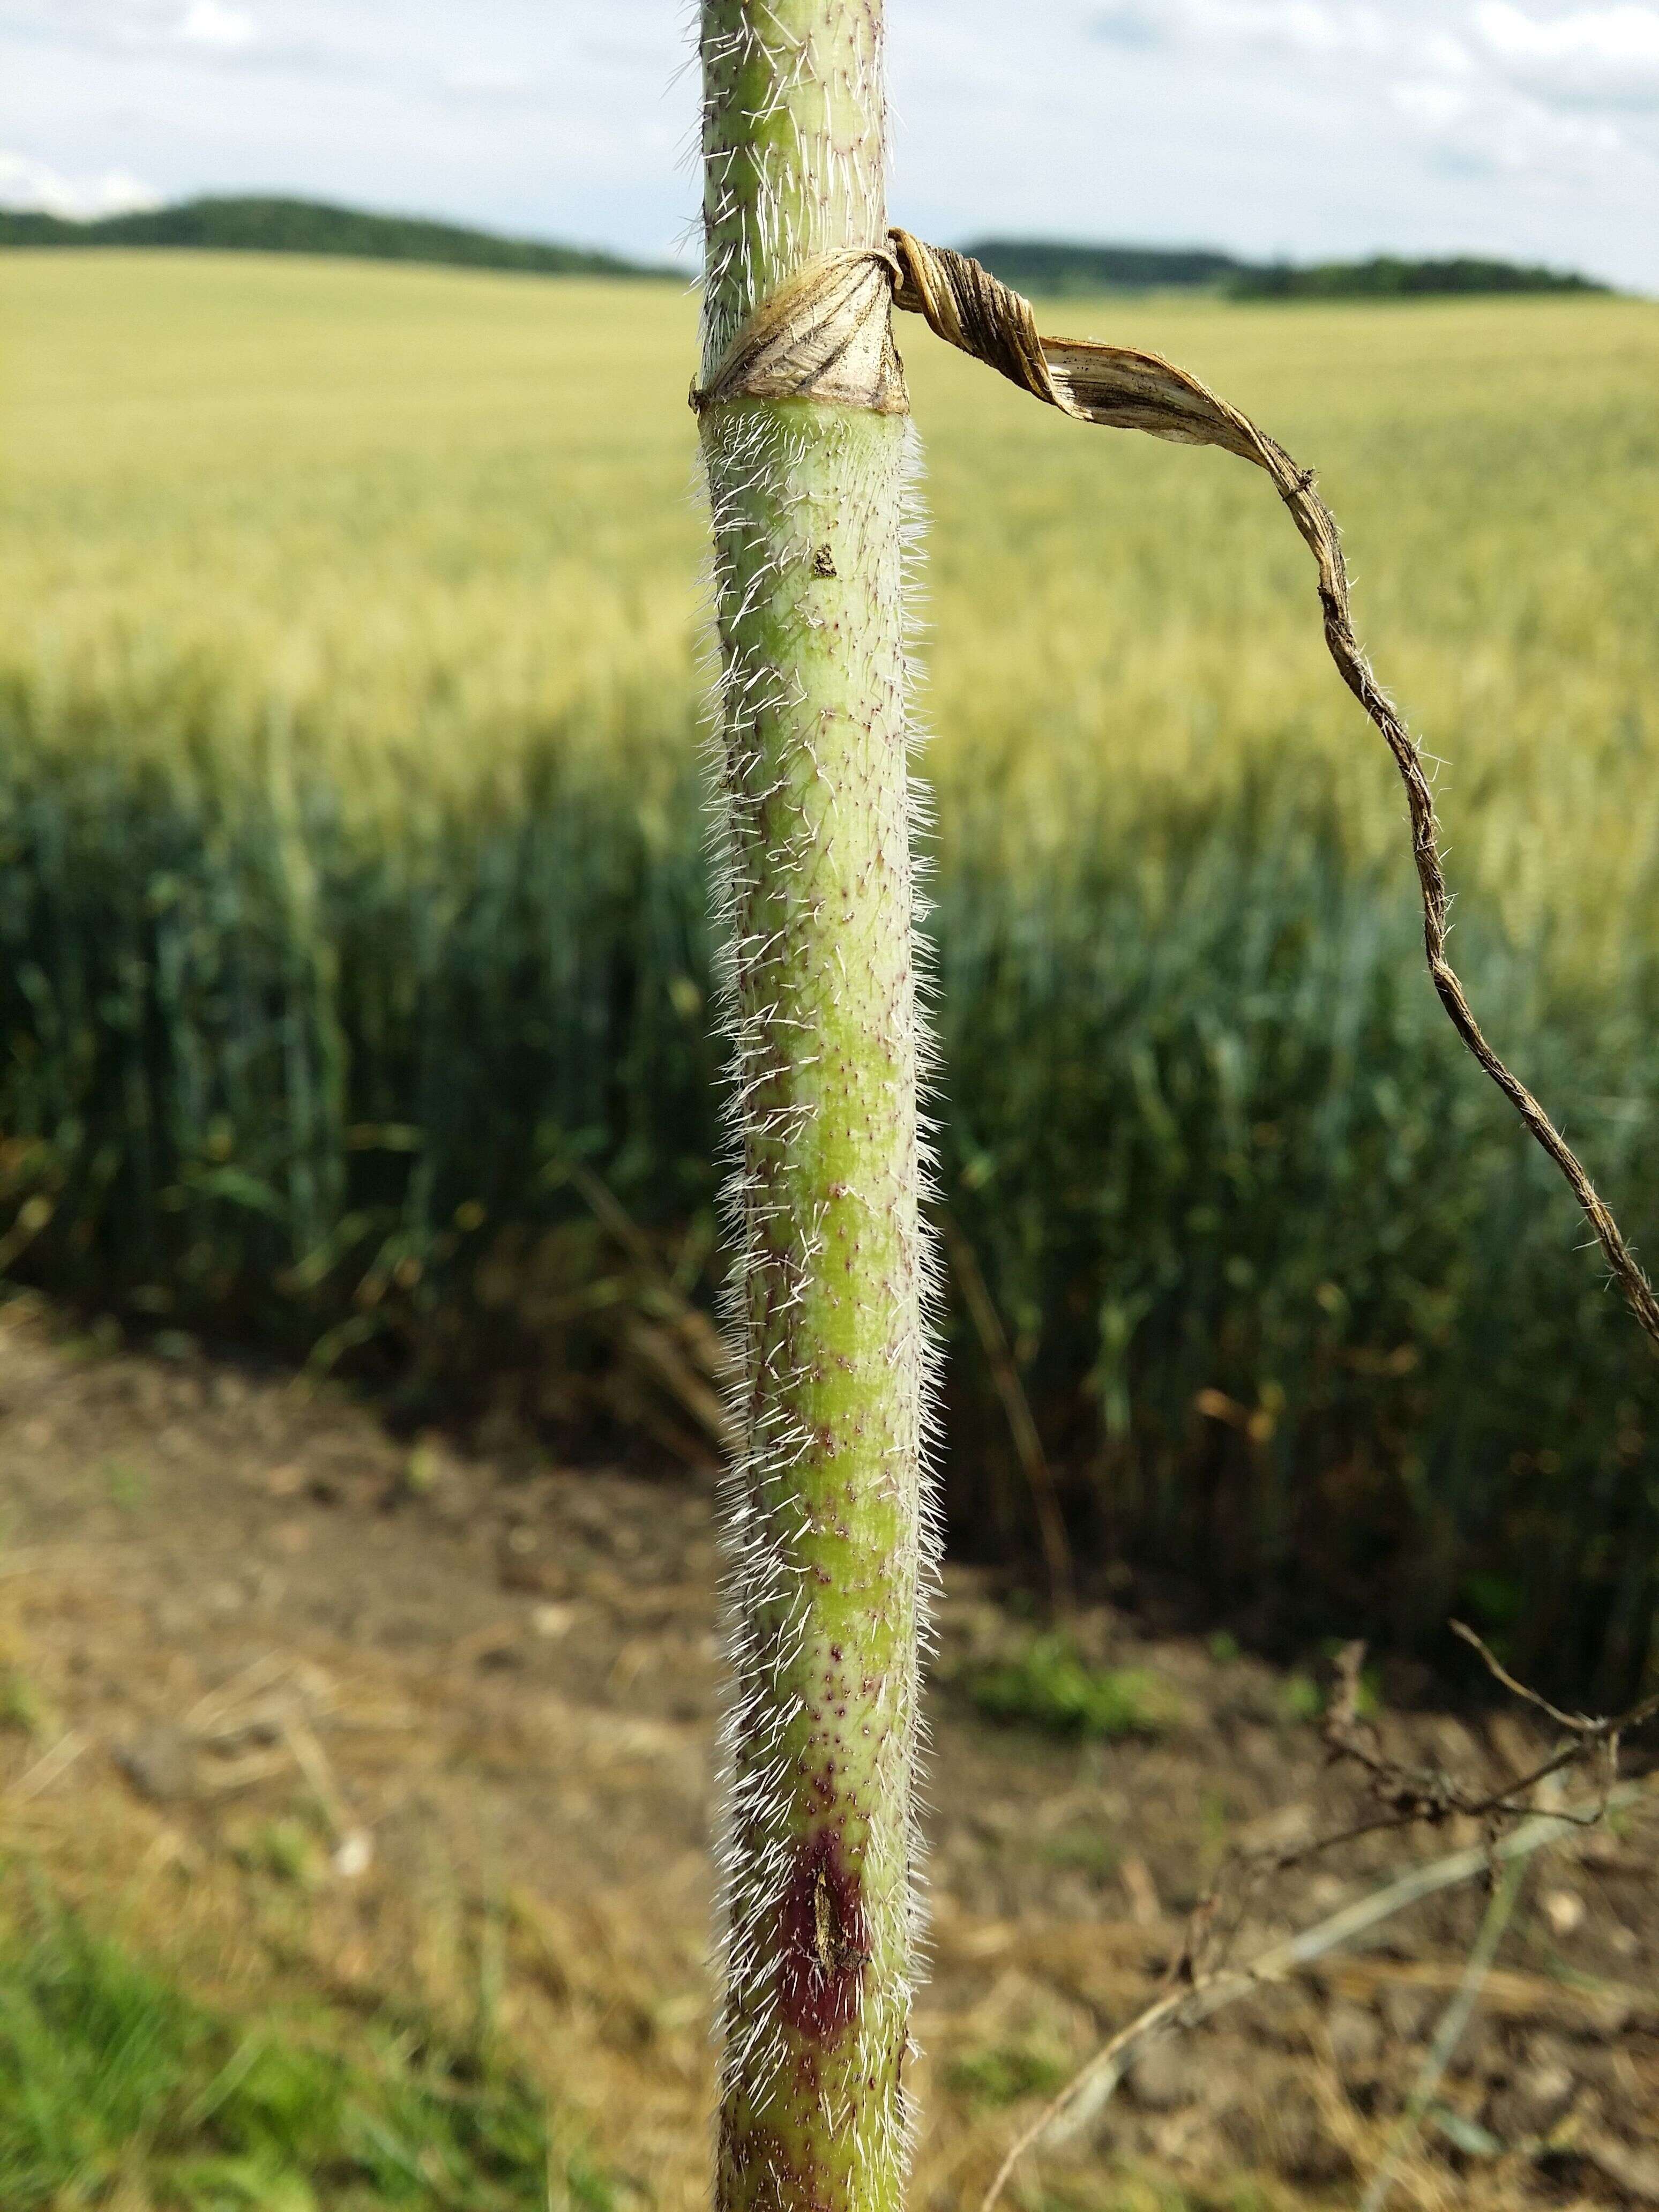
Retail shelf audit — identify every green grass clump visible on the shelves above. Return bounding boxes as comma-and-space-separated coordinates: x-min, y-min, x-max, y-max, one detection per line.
2, 255, 1658, 1695
970, 1637, 1185, 1740
945, 2041, 1072, 2110
0, 1895, 608, 2211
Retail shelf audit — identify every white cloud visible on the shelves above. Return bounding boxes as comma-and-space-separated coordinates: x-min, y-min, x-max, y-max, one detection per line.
1476, 2, 1659, 63
0, 1, 259, 52
176, 1, 256, 50
1393, 79, 1476, 130
0, 0, 1654, 286
1205, 0, 1380, 55
445, 62, 535, 99
1094, 0, 1389, 58
1473, 2, 1659, 99
1110, 0, 1659, 90
1419, 31, 1477, 76
1092, 4, 1165, 49
0, 148, 162, 218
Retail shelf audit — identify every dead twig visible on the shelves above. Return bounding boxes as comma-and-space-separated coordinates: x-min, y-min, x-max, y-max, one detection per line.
282, 1714, 373, 1879
942, 1209, 1073, 1615
568, 1163, 736, 1453
1149, 1628, 1659, 2015
889, 229, 1659, 1353
3, 1729, 88, 1806
1264, 1633, 1659, 1879
1448, 1620, 1588, 1733
1320, 1953, 1650, 2030
976, 1780, 1648, 2212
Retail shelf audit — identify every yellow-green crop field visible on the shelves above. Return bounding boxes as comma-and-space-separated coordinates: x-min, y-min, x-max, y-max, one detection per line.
4, 252, 1658, 1686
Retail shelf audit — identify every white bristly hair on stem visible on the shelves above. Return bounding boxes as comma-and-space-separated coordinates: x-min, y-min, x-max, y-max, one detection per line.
697, 3, 940, 2207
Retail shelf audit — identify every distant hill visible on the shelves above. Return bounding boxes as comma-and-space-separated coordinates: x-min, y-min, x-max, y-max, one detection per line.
3, 200, 1605, 301
0, 195, 681, 280
962, 237, 1606, 301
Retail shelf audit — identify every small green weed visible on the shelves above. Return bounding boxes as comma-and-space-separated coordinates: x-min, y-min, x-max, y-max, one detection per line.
1280, 1655, 1383, 1727
1040, 1826, 1119, 1879
233, 1820, 324, 1892
102, 1459, 150, 1512
969, 1636, 1185, 1740
1277, 1672, 1324, 1725
0, 1894, 611, 2211
0, 1668, 51, 1740
945, 2041, 1071, 2109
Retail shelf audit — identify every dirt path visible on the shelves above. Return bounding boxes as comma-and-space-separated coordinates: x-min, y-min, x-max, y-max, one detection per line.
0, 1296, 1653, 2208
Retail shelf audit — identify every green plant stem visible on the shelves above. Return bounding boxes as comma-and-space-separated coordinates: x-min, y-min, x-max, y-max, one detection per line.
699, 4, 929, 2208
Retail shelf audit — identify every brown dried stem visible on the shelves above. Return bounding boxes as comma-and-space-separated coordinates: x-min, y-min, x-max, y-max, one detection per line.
977, 1778, 1648, 2212
887, 230, 1659, 1355
979, 1625, 1659, 2211
942, 1210, 1073, 1615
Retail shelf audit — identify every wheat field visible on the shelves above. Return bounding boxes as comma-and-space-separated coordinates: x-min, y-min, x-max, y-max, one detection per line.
9, 254, 1657, 922
3, 251, 1658, 1686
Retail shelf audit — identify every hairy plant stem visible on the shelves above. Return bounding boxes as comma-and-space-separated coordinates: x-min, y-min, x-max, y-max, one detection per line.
700, 4, 930, 2208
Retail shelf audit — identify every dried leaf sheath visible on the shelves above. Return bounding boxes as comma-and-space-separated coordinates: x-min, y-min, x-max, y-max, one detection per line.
701, 220, 1659, 1357
885, 228, 1659, 1351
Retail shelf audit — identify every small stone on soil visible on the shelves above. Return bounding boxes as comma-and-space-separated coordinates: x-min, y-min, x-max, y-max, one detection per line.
1327, 1999, 1382, 2078
114, 1724, 199, 1804
1542, 1887, 1586, 1938
1486, 2056, 1577, 2144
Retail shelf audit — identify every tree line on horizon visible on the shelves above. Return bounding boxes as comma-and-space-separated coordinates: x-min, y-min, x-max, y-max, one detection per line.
0, 193, 1610, 298
0, 193, 676, 279
966, 235, 1608, 298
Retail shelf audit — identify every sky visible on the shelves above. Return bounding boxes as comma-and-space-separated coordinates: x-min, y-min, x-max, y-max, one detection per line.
2, 2, 1656, 289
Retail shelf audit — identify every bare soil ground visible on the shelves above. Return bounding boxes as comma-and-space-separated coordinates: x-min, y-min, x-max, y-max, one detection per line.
0, 1295, 1654, 2209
